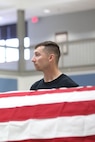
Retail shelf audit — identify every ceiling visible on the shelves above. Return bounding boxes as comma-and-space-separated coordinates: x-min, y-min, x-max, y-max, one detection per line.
0, 0, 95, 25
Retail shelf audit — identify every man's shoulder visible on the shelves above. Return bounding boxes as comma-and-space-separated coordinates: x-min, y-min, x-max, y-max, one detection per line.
60, 74, 79, 87
33, 79, 43, 86
30, 79, 43, 90
58, 73, 70, 80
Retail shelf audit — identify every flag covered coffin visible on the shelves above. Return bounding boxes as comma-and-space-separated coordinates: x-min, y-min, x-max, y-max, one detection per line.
0, 86, 95, 142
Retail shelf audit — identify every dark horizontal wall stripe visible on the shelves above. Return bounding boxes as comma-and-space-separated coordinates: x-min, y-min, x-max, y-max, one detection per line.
0, 73, 95, 93
0, 78, 17, 92
70, 73, 95, 86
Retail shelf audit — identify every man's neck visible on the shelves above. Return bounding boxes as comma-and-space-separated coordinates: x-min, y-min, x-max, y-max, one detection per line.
44, 70, 62, 82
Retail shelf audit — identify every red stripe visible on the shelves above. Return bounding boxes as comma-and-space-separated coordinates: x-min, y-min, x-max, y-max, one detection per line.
7, 135, 95, 142
0, 86, 95, 98
0, 100, 95, 122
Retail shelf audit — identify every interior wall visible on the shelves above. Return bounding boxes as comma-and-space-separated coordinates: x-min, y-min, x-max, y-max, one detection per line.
0, 71, 95, 92
28, 9, 95, 45
18, 74, 43, 91
18, 72, 95, 90
0, 9, 95, 92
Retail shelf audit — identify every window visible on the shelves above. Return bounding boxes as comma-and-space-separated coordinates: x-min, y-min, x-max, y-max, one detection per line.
0, 40, 6, 63
55, 32, 68, 43
24, 37, 30, 60
0, 47, 6, 63
6, 38, 19, 47
24, 49, 30, 60
0, 22, 27, 39
24, 37, 30, 48
6, 48, 19, 62
0, 37, 30, 62
55, 32, 68, 54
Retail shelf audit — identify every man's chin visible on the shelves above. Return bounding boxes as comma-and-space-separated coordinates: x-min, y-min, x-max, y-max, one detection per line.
35, 67, 42, 71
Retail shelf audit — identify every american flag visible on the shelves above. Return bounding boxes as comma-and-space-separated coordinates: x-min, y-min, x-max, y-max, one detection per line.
0, 86, 95, 142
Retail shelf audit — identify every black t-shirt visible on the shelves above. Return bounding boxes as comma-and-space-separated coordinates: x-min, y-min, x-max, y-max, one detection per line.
30, 74, 79, 90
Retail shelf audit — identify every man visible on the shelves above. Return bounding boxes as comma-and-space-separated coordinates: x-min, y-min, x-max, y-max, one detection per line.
30, 41, 79, 90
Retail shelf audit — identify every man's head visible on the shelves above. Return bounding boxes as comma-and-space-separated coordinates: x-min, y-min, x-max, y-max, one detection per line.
35, 41, 60, 63
32, 41, 61, 71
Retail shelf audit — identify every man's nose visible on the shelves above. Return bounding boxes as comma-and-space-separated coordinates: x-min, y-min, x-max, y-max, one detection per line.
31, 56, 36, 62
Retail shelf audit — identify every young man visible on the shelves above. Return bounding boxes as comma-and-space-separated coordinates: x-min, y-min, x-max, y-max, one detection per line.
30, 41, 79, 90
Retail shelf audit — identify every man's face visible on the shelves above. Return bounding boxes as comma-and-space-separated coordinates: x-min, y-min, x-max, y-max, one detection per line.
31, 46, 50, 71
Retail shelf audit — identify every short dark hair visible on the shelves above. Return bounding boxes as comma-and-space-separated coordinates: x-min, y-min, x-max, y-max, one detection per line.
35, 41, 61, 63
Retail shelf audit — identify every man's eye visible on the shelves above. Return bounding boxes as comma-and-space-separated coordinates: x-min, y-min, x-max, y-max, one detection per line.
35, 53, 40, 56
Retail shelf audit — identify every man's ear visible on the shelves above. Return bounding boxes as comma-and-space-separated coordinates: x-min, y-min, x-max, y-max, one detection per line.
49, 54, 55, 62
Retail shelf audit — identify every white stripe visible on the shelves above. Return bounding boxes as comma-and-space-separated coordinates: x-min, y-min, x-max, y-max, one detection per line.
0, 90, 95, 108
0, 114, 95, 141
